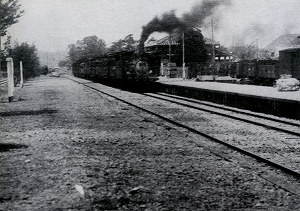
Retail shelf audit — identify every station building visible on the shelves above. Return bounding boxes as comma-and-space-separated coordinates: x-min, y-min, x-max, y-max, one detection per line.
144, 30, 232, 78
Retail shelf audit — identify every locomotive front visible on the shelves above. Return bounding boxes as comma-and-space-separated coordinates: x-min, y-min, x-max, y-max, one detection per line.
135, 60, 150, 81
135, 60, 159, 82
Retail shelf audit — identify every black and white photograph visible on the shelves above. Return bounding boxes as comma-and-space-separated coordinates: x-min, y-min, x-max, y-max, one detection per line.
1, 0, 300, 210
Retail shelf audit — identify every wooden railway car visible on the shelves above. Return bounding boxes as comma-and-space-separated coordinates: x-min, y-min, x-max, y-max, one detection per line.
234, 59, 279, 86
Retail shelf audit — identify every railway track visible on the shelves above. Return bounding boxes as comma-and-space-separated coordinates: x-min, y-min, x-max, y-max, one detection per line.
143, 92, 300, 137
0, 78, 7, 86
67, 76, 300, 194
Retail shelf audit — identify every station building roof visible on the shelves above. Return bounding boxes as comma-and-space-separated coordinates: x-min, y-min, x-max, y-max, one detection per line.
265, 34, 300, 50
145, 32, 220, 47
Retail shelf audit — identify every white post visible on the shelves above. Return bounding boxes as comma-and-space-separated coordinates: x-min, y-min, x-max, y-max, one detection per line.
211, 19, 215, 63
6, 57, 14, 102
20, 61, 24, 88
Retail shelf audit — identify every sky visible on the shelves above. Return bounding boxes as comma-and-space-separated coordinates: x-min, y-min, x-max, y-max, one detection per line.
5, 0, 300, 53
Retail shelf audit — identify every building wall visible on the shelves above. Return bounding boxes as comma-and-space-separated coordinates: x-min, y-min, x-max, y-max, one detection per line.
279, 49, 300, 79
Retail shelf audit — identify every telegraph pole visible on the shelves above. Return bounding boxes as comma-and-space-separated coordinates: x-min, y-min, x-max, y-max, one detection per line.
256, 39, 259, 59
168, 35, 172, 63
211, 19, 215, 63
182, 32, 186, 79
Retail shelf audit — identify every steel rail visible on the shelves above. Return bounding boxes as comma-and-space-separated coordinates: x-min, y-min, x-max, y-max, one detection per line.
143, 93, 300, 137
0, 79, 7, 86
68, 78, 300, 179
157, 92, 300, 127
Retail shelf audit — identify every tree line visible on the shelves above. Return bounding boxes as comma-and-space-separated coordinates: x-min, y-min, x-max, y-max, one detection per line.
1, 36, 46, 79
1, 0, 46, 79
64, 34, 137, 67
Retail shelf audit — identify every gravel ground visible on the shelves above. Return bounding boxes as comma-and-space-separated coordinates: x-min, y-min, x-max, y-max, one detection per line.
0, 75, 300, 210
85, 81, 300, 173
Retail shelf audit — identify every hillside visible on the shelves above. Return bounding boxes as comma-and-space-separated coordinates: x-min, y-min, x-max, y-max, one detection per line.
38, 51, 68, 68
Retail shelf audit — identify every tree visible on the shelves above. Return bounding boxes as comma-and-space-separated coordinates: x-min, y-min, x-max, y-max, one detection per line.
10, 42, 40, 79
0, 35, 13, 72
68, 35, 106, 64
80, 35, 106, 58
181, 29, 207, 63
176, 28, 208, 77
67, 44, 80, 64
58, 60, 69, 67
232, 45, 258, 61
0, 0, 24, 36
108, 34, 137, 53
2, 35, 12, 55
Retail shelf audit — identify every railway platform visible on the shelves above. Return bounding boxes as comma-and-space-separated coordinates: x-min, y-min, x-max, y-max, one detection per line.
1, 75, 300, 210
156, 77, 300, 120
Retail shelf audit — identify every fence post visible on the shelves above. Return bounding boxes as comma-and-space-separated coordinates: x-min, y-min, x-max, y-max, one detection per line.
20, 61, 24, 88
6, 57, 14, 102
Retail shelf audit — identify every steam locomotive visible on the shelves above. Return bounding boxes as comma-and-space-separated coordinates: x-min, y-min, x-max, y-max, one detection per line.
72, 50, 159, 84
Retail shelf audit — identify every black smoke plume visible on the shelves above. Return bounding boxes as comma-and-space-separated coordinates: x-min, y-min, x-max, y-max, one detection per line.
139, 0, 231, 52
139, 10, 182, 52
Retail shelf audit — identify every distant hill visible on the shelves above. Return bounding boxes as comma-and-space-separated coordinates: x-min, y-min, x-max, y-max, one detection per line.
38, 50, 68, 68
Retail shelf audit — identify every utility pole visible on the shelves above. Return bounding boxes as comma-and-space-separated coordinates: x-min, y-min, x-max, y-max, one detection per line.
168, 35, 172, 63
211, 19, 215, 63
182, 32, 186, 79
256, 39, 259, 59
211, 19, 217, 80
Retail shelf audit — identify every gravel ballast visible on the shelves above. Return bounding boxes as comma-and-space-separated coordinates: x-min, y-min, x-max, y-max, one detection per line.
0, 75, 299, 210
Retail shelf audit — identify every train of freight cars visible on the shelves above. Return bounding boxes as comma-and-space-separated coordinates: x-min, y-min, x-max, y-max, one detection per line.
72, 50, 159, 84
230, 59, 280, 86
217, 61, 299, 86
220, 49, 300, 86
198, 60, 281, 86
